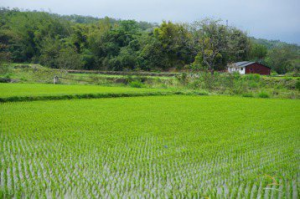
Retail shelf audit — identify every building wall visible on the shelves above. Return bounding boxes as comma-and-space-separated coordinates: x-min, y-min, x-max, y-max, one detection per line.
245, 63, 271, 75
228, 66, 245, 75
240, 67, 245, 75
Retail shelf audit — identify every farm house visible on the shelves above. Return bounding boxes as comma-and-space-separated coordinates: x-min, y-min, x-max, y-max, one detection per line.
228, 61, 271, 75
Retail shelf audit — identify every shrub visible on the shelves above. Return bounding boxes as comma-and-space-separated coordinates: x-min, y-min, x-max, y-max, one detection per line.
195, 90, 209, 96
129, 80, 144, 88
0, 65, 11, 75
244, 74, 260, 81
125, 75, 134, 84
233, 80, 248, 95
258, 91, 270, 98
287, 92, 297, 99
285, 72, 300, 77
200, 72, 215, 90
0, 77, 11, 83
187, 80, 201, 90
242, 93, 253, 98
232, 72, 241, 80
270, 71, 278, 77
20, 77, 28, 82
272, 89, 279, 96
295, 80, 300, 91
176, 73, 188, 85
248, 82, 259, 88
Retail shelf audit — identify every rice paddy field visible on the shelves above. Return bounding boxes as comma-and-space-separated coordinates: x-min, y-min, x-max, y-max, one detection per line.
0, 83, 165, 98
0, 89, 300, 198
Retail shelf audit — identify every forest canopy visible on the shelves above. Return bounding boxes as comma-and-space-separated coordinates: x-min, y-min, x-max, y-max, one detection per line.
0, 8, 299, 74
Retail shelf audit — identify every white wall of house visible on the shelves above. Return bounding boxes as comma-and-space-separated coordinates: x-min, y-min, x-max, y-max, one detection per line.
240, 67, 245, 75
228, 66, 245, 75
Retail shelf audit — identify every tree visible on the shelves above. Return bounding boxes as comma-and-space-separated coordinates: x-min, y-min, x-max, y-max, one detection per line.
56, 46, 82, 76
191, 19, 229, 74
249, 43, 268, 61
3, 11, 71, 63
40, 37, 62, 68
227, 28, 251, 62
40, 36, 83, 72
265, 44, 299, 74
138, 33, 169, 71
0, 30, 12, 66
153, 21, 194, 70
4, 7, 298, 74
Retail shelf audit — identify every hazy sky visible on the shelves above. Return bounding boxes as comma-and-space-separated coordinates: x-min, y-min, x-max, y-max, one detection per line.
1, 0, 299, 44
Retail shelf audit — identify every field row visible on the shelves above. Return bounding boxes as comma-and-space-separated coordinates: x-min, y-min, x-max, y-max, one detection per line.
0, 83, 167, 98
0, 83, 209, 102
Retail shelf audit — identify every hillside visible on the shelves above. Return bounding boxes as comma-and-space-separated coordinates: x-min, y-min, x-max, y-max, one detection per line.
0, 8, 299, 74
250, 37, 300, 49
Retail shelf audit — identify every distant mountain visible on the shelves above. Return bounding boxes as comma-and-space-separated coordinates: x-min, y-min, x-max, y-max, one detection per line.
250, 37, 299, 49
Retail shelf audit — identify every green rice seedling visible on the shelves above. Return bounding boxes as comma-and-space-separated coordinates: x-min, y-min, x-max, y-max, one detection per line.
0, 83, 166, 98
0, 96, 299, 198
0, 83, 175, 102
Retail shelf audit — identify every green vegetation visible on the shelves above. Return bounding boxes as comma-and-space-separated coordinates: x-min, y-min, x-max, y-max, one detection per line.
0, 83, 165, 98
258, 91, 270, 98
0, 7, 299, 198
1, 8, 298, 74
0, 83, 179, 102
0, 83, 210, 103
0, 96, 299, 198
1, 64, 299, 99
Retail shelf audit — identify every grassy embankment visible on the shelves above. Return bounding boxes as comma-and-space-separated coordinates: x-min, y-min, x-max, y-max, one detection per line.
1, 63, 299, 99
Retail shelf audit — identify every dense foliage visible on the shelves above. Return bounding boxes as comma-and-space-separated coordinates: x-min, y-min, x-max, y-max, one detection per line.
0, 8, 299, 74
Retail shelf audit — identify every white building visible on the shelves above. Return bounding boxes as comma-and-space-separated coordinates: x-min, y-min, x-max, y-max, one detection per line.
227, 61, 254, 75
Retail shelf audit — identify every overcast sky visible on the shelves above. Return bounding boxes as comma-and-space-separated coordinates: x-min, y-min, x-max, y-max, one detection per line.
1, 0, 299, 44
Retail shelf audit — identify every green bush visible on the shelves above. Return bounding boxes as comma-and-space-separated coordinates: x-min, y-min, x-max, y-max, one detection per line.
20, 77, 28, 82
195, 90, 209, 96
125, 75, 134, 84
129, 80, 144, 88
244, 74, 260, 81
232, 72, 241, 80
270, 71, 278, 76
248, 82, 259, 88
4, 73, 11, 79
0, 77, 11, 83
296, 80, 300, 91
285, 72, 300, 77
176, 73, 188, 85
187, 80, 201, 89
242, 93, 253, 97
258, 91, 270, 98
200, 72, 215, 90
0, 65, 12, 75
272, 89, 279, 96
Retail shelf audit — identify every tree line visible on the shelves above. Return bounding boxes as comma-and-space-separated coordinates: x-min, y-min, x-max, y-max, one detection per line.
0, 8, 299, 74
